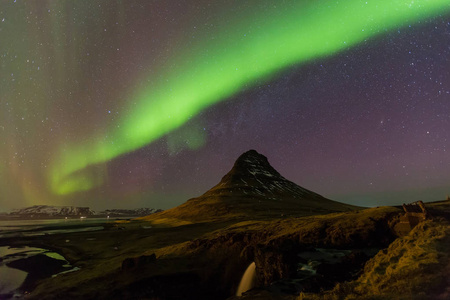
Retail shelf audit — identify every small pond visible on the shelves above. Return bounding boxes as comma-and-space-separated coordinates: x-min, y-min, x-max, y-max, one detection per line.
0, 246, 78, 299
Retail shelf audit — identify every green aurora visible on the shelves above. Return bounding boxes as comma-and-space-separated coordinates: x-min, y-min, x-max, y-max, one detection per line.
49, 0, 450, 195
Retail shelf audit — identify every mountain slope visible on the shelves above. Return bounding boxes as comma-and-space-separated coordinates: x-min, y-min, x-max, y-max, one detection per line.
143, 150, 358, 223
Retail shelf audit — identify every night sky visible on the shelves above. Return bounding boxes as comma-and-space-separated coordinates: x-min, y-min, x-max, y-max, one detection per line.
1, 0, 449, 211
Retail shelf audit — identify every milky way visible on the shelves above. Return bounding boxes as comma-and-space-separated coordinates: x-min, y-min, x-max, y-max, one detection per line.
1, 1, 449, 210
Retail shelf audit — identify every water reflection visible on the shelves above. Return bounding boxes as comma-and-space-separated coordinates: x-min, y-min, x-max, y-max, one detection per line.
0, 246, 77, 299
0, 218, 107, 238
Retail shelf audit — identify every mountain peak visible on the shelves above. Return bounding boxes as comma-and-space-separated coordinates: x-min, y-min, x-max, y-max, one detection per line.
235, 149, 269, 166
231, 149, 281, 179
236, 149, 263, 161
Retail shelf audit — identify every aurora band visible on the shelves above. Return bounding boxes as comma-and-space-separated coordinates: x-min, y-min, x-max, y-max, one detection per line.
49, 0, 450, 194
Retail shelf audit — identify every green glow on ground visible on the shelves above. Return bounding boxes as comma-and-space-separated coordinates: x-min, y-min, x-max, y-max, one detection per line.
49, 0, 450, 194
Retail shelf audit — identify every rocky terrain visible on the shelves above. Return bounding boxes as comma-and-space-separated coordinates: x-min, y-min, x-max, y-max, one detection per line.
1, 150, 449, 300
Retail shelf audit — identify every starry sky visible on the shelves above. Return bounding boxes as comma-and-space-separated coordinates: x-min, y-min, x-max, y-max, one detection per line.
1, 0, 449, 211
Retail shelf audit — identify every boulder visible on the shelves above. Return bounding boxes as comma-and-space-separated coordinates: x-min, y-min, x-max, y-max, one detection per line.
121, 254, 156, 271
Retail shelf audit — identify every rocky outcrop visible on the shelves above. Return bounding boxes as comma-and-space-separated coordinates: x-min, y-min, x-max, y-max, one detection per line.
254, 240, 299, 286
394, 201, 430, 236
121, 254, 156, 271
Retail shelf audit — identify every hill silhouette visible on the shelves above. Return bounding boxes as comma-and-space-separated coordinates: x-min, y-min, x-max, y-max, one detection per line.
142, 150, 358, 223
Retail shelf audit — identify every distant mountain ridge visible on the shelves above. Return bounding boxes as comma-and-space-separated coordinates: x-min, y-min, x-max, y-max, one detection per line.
101, 208, 163, 216
8, 205, 162, 218
142, 150, 358, 223
10, 205, 95, 217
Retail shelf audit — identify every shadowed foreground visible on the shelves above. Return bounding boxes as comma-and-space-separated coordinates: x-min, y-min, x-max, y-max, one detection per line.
2, 151, 449, 299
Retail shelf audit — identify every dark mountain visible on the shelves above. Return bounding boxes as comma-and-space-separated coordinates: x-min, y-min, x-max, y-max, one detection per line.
143, 150, 358, 223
